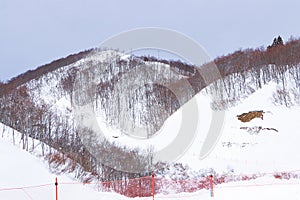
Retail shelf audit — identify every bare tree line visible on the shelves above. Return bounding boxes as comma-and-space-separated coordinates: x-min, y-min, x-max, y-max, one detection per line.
206, 36, 300, 109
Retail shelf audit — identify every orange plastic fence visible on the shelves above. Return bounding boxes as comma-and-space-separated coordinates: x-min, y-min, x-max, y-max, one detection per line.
1, 170, 300, 198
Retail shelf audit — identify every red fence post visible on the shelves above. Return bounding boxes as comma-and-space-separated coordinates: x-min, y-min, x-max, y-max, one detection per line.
209, 175, 214, 197
55, 177, 58, 200
152, 172, 155, 200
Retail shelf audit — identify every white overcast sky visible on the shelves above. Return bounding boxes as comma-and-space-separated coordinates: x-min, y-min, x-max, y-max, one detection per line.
1, 0, 300, 81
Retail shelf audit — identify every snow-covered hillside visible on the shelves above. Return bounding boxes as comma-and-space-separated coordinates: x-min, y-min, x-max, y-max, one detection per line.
180, 81, 300, 176
109, 76, 300, 176
1, 77, 300, 199
25, 49, 194, 137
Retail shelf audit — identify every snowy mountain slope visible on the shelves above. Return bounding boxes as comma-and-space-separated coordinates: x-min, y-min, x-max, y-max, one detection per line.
25, 49, 195, 136
1, 49, 212, 197
1, 64, 300, 198
97, 69, 300, 176
88, 75, 300, 184
5, 57, 300, 176
179, 80, 300, 175
107, 75, 300, 175
0, 49, 199, 180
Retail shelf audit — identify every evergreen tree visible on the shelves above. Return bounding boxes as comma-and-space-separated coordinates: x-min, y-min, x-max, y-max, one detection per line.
268, 36, 284, 49
276, 36, 284, 46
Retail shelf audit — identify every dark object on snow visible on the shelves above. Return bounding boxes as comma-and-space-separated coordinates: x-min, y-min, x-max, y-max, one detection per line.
237, 110, 264, 122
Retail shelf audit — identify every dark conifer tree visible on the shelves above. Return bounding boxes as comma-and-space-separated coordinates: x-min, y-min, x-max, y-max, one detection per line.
277, 36, 284, 46
268, 36, 284, 49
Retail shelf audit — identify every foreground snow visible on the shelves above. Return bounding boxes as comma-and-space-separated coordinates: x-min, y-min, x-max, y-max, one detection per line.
0, 137, 127, 200
1, 134, 300, 200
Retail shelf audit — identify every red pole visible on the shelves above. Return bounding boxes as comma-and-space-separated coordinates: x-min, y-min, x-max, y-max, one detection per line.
209, 175, 214, 197
55, 177, 58, 200
152, 172, 155, 200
